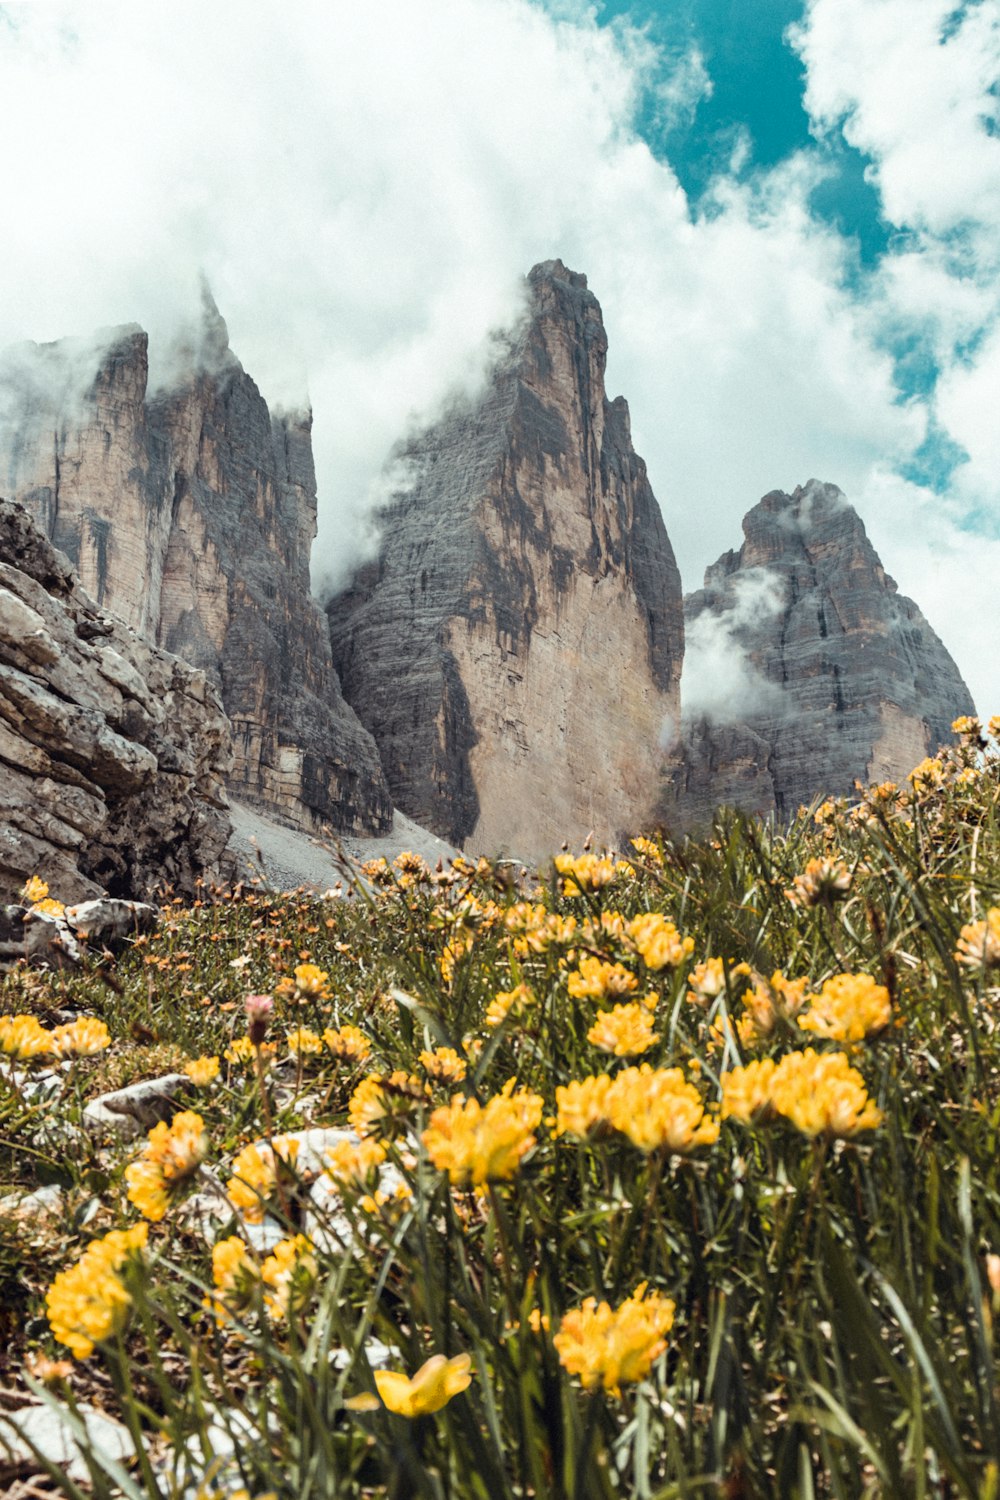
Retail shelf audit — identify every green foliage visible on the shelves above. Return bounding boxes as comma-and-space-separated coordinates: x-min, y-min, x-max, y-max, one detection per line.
3, 725, 1000, 1497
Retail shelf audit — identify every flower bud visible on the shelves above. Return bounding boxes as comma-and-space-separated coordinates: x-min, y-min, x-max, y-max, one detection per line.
245, 992, 274, 1045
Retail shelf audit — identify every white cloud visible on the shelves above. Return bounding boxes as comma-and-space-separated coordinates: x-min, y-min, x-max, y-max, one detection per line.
0, 0, 994, 710
682, 569, 787, 724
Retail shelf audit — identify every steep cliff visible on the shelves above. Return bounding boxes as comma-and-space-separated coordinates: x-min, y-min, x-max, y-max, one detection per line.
661, 480, 976, 828
327, 260, 684, 856
0, 498, 232, 902
0, 301, 392, 836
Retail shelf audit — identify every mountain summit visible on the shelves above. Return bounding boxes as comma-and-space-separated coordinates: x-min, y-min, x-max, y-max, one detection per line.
660, 479, 975, 827
328, 259, 685, 856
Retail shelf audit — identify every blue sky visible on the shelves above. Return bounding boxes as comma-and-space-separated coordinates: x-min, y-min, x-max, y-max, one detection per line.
0, 0, 997, 710
599, 0, 888, 251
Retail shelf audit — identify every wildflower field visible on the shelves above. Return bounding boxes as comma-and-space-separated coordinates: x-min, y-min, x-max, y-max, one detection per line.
2, 717, 1000, 1498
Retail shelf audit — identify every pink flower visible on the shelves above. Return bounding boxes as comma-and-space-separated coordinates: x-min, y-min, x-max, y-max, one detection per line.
245, 993, 274, 1044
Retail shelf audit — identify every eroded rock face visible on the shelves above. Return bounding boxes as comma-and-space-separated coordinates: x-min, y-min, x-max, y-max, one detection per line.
328, 260, 684, 857
0, 300, 391, 836
662, 480, 976, 829
0, 497, 233, 901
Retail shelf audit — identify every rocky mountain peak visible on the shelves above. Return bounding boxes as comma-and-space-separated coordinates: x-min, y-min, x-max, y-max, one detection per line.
0, 317, 392, 836
328, 259, 684, 856
661, 480, 975, 828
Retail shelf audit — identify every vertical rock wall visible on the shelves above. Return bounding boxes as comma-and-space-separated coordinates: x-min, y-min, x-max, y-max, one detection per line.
0, 304, 392, 836
328, 260, 684, 857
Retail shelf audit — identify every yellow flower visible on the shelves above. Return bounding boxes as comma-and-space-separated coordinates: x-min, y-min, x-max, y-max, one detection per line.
348, 1072, 428, 1140
956, 908, 1000, 972
738, 971, 810, 1045
226, 1136, 300, 1222
768, 1049, 882, 1138
554, 853, 616, 896
224, 1034, 277, 1066
422, 1080, 543, 1187
372, 1353, 473, 1416
554, 1283, 675, 1395
325, 1136, 387, 1189
908, 756, 947, 792
785, 858, 852, 908
32, 897, 66, 917
49, 1017, 111, 1058
798, 973, 892, 1044
626, 914, 694, 971
587, 1003, 660, 1057
125, 1110, 208, 1221
604, 1065, 718, 1154
686, 957, 727, 1005
485, 983, 535, 1028
952, 715, 982, 738
988, 715, 1000, 742
719, 1059, 777, 1123
554, 1075, 614, 1139
322, 1024, 372, 1063
45, 1224, 148, 1359
567, 957, 638, 1002
420, 1046, 468, 1083
0, 1014, 53, 1060
205, 1235, 259, 1322
630, 836, 664, 867
261, 1234, 316, 1319
184, 1054, 221, 1086
287, 1027, 323, 1058
21, 875, 49, 904
504, 903, 577, 955
290, 963, 331, 1001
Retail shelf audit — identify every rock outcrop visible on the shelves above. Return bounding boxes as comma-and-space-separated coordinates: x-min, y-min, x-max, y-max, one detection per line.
661, 480, 976, 829
327, 260, 684, 856
0, 497, 233, 902
0, 298, 392, 836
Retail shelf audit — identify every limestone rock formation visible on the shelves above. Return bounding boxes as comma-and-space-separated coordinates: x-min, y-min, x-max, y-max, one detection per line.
661, 480, 976, 829
0, 497, 233, 902
327, 260, 684, 856
0, 298, 391, 836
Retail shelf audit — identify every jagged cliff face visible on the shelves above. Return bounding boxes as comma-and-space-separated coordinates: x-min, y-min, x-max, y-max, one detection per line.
0, 306, 392, 836
661, 480, 976, 828
328, 260, 684, 856
0, 498, 232, 902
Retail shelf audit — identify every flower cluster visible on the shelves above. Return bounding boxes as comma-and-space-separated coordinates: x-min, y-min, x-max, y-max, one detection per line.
626, 913, 695, 971
556, 1065, 717, 1154
798, 973, 892, 1043
125, 1110, 208, 1221
554, 1283, 676, 1395
722, 1049, 882, 1138
567, 958, 638, 1002
349, 1072, 428, 1139
587, 1002, 660, 1057
46, 1224, 148, 1358
226, 1136, 300, 1222
554, 852, 617, 895
261, 1234, 317, 1319
0, 1013, 110, 1061
423, 1081, 544, 1186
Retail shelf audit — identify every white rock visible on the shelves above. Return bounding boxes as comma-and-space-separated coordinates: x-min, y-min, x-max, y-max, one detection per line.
0, 1401, 136, 1482
82, 1072, 189, 1138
